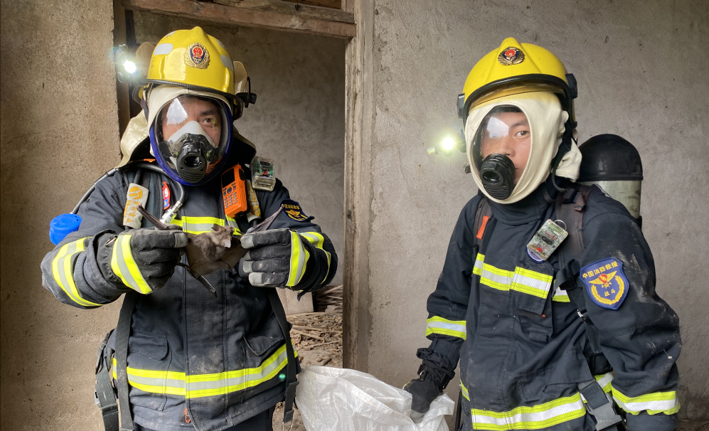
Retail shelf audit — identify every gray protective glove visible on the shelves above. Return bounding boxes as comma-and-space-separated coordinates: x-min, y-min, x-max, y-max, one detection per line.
97, 227, 188, 294
238, 228, 314, 288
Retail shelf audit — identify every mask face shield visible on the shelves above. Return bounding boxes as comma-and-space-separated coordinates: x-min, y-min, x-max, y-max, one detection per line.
150, 95, 233, 185
465, 92, 572, 204
471, 106, 532, 200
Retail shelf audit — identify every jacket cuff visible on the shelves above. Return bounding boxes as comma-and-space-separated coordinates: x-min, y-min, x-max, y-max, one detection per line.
416, 337, 461, 374
625, 412, 678, 431
295, 240, 325, 295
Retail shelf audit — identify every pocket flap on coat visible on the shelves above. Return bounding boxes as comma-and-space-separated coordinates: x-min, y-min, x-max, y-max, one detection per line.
129, 332, 168, 361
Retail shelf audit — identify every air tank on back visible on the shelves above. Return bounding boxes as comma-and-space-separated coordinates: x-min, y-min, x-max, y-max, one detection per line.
578, 134, 643, 220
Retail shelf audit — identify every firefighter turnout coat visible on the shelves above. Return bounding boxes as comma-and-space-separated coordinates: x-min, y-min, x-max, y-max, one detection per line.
420, 183, 680, 431
41, 167, 337, 431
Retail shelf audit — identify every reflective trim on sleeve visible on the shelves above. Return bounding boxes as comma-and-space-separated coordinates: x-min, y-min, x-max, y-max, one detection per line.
286, 232, 309, 287
471, 393, 586, 430
171, 216, 240, 235
300, 232, 331, 284
552, 285, 570, 303
426, 316, 467, 340
112, 343, 297, 399
110, 234, 152, 294
461, 381, 470, 401
595, 373, 613, 394
473, 254, 553, 300
612, 386, 679, 415
51, 237, 101, 308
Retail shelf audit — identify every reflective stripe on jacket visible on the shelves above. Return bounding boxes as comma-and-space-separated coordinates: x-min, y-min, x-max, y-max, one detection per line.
422, 185, 680, 431
41, 168, 337, 431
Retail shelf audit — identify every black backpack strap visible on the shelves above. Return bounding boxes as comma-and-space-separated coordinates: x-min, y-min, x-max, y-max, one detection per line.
473, 197, 493, 248
267, 290, 298, 426
555, 186, 621, 430
94, 330, 118, 431
115, 292, 139, 431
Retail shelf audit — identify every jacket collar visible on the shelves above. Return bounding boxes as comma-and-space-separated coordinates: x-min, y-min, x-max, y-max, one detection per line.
488, 177, 561, 225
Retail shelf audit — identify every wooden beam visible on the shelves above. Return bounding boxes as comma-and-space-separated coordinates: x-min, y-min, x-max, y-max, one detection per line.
281, 0, 341, 10
123, 0, 355, 39
113, 0, 131, 137
214, 0, 352, 23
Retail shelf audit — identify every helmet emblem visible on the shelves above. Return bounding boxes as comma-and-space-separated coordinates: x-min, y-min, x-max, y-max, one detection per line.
498, 47, 525, 65
185, 42, 210, 69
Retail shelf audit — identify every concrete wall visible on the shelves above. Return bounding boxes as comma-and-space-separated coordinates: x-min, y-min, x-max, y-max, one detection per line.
350, 0, 709, 420
0, 0, 123, 429
0, 4, 345, 430
133, 12, 347, 287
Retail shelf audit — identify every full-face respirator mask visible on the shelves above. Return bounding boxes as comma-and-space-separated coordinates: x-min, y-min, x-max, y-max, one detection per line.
148, 89, 234, 186
465, 92, 581, 204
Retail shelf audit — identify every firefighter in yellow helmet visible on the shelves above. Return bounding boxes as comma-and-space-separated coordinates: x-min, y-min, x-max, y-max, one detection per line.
405, 38, 680, 431
41, 27, 337, 431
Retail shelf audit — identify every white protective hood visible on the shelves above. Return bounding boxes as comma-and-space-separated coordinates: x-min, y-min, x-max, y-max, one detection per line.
464, 91, 582, 204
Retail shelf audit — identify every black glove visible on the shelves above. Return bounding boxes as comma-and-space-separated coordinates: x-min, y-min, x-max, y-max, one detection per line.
404, 363, 452, 422
238, 228, 316, 289
97, 227, 187, 294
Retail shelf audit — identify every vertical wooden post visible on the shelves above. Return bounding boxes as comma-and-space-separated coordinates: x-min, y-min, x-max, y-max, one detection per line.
342, 0, 373, 371
113, 0, 131, 137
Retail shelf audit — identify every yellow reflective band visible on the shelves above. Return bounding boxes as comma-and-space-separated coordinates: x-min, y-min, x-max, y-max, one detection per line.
51, 237, 101, 307
552, 285, 570, 303
110, 234, 152, 294
171, 216, 234, 235
471, 393, 586, 430
225, 216, 242, 235
186, 344, 294, 398
112, 358, 186, 396
473, 254, 552, 299
611, 386, 679, 415
301, 232, 331, 284
426, 316, 467, 340
287, 232, 309, 287
595, 373, 613, 394
511, 268, 553, 299
461, 381, 470, 401
112, 343, 298, 399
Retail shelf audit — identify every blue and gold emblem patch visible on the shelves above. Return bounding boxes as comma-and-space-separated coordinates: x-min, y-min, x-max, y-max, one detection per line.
281, 199, 311, 222
580, 258, 629, 310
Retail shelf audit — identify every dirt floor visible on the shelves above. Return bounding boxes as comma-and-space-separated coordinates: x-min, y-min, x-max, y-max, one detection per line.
272, 311, 343, 431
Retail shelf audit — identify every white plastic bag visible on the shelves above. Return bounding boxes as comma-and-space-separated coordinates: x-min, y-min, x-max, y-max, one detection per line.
296, 366, 454, 431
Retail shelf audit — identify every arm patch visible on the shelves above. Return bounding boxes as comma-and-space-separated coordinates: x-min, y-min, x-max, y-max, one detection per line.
580, 258, 629, 310
280, 199, 313, 222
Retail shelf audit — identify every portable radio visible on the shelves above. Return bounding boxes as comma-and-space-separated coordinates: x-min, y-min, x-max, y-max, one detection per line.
221, 165, 248, 218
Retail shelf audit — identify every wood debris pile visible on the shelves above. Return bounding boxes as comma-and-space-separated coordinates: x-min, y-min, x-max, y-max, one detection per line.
290, 311, 343, 368
312, 285, 343, 313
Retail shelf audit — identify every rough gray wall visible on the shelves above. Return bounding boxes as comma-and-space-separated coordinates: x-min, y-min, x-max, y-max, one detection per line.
0, 0, 123, 429
133, 12, 347, 286
361, 0, 709, 419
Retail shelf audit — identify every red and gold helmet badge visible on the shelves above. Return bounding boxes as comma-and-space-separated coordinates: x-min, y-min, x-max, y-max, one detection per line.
498, 47, 525, 65
185, 42, 210, 69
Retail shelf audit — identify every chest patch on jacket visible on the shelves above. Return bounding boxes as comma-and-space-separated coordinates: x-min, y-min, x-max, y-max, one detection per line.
281, 199, 311, 222
580, 258, 629, 310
